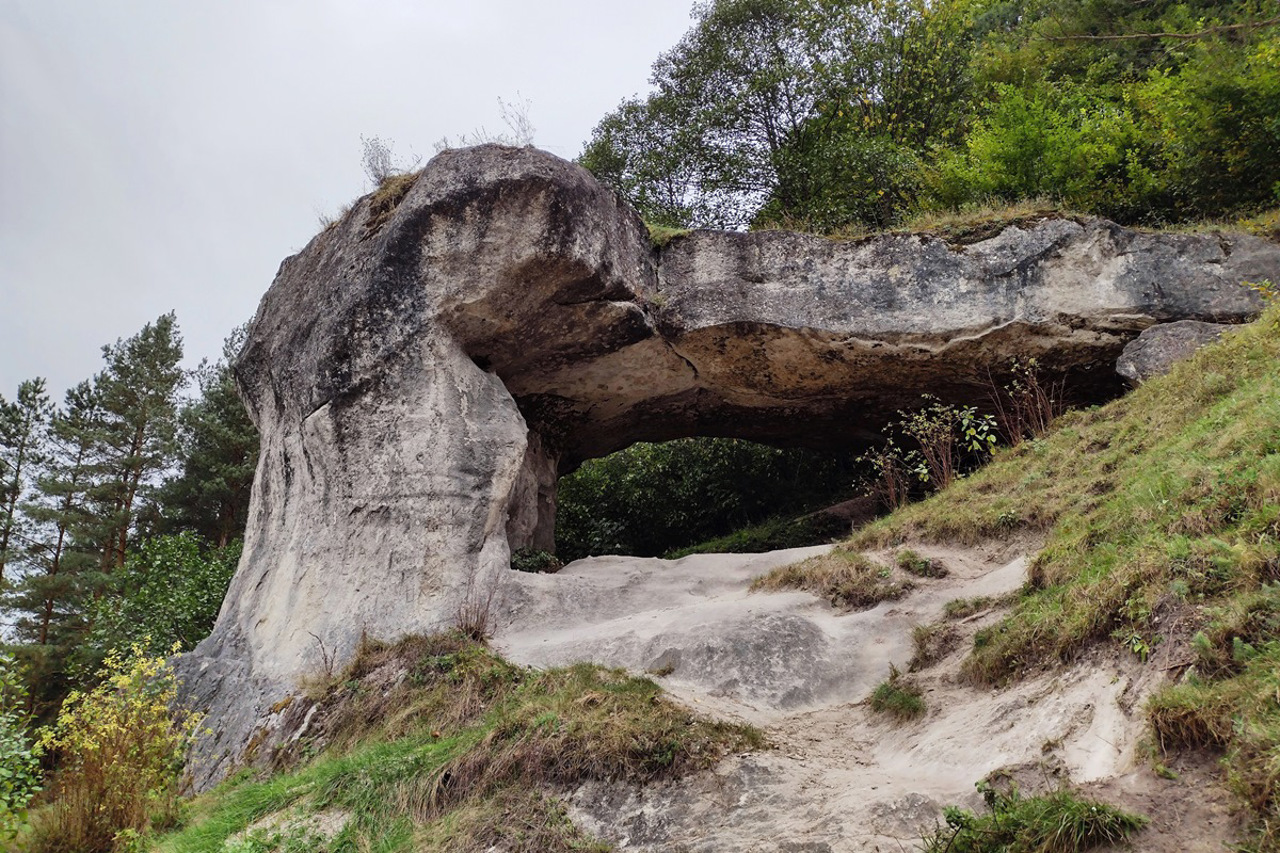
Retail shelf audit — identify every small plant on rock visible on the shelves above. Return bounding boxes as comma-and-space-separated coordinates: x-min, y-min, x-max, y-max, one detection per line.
896, 549, 948, 578
869, 664, 925, 721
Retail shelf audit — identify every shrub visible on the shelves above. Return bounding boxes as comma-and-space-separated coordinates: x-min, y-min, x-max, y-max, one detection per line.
0, 653, 41, 840
30, 641, 201, 853
898, 397, 999, 490
987, 358, 1066, 445
80, 533, 240, 676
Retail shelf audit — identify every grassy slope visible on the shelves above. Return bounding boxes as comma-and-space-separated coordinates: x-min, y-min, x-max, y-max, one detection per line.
849, 306, 1280, 850
154, 635, 762, 853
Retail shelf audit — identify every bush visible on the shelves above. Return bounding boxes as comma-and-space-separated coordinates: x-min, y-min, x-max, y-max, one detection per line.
0, 653, 41, 840
80, 533, 240, 676
30, 641, 201, 853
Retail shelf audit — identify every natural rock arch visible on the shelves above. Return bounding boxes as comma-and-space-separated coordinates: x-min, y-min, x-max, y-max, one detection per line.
180, 145, 1276, 787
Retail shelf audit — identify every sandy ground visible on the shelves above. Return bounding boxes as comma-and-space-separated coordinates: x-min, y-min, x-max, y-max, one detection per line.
495, 543, 1239, 852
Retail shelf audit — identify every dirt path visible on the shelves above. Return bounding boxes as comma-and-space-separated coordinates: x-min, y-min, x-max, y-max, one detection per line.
496, 544, 1237, 852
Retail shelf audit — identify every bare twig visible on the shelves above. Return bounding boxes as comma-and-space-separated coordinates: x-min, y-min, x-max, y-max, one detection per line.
308, 631, 335, 680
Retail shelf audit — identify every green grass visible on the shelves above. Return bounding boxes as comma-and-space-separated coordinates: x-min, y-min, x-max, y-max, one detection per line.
852, 306, 1280, 684
1146, 592, 1280, 853
845, 305, 1280, 849
921, 784, 1147, 853
152, 634, 762, 853
868, 666, 926, 721
665, 511, 848, 559
645, 222, 690, 248
943, 595, 1000, 619
896, 548, 948, 578
751, 548, 912, 610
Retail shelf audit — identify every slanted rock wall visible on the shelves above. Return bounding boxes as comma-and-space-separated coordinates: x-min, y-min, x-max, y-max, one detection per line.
179, 145, 1278, 789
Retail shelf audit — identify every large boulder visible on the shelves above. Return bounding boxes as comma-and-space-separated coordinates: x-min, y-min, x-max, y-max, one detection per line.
178, 145, 1278, 789
1116, 319, 1234, 385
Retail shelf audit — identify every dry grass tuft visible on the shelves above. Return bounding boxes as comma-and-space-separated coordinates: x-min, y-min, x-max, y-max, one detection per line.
751, 548, 913, 610
910, 622, 960, 671
362, 171, 421, 237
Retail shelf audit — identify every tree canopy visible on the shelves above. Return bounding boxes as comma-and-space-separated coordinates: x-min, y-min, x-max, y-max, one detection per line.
580, 0, 1280, 231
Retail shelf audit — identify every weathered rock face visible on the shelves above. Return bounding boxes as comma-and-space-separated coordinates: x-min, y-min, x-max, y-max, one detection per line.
1116, 319, 1233, 385
179, 145, 1278, 789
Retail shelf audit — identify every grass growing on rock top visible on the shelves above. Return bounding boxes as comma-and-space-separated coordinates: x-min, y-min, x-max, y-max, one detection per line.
155, 633, 762, 853
751, 547, 913, 610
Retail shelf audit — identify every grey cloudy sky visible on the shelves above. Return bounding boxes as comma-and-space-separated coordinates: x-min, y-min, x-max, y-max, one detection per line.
0, 0, 696, 399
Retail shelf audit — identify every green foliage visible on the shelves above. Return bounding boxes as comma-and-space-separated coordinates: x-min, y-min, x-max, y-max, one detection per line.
29, 641, 201, 853
88, 311, 186, 569
155, 327, 258, 548
858, 397, 999, 508
665, 510, 850, 558
868, 664, 926, 720
581, 0, 1280, 231
509, 548, 563, 574
0, 378, 53, 585
80, 533, 240, 672
0, 653, 41, 840
580, 0, 976, 229
921, 782, 1147, 853
555, 438, 857, 561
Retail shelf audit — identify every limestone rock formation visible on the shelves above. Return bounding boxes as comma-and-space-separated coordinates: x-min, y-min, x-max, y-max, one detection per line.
179, 145, 1279, 789
1116, 319, 1233, 385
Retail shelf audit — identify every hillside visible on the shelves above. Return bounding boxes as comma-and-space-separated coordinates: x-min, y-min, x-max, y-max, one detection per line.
135, 305, 1280, 851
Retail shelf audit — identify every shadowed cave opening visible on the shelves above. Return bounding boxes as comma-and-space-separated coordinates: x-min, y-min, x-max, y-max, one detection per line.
515, 357, 1132, 567
551, 437, 869, 562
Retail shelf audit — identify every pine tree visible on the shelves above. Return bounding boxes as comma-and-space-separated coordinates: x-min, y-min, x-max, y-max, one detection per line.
156, 326, 258, 547
8, 382, 103, 713
86, 312, 186, 571
0, 378, 52, 584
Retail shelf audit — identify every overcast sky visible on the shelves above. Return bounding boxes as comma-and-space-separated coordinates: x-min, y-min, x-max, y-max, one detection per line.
0, 0, 697, 400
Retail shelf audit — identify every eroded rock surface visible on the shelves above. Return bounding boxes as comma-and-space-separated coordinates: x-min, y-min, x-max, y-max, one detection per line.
179, 145, 1278, 789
